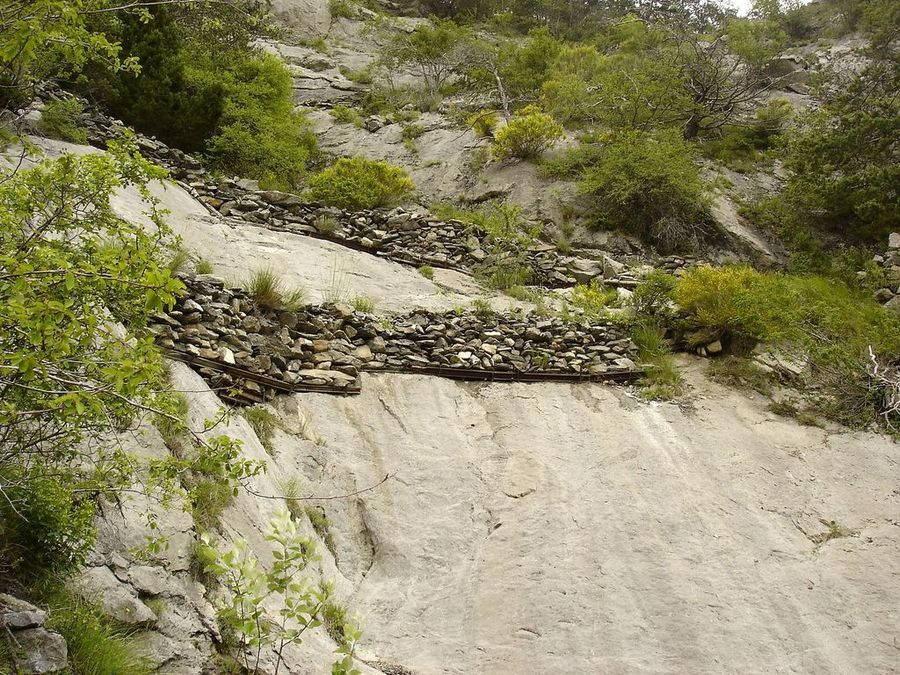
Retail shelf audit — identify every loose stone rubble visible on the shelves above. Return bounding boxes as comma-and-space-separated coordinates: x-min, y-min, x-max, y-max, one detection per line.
872, 232, 900, 314
150, 276, 641, 403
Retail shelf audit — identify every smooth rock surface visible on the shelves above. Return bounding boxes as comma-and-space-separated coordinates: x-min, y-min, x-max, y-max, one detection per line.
275, 360, 900, 673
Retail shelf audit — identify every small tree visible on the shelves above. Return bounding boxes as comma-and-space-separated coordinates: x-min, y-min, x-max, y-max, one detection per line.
205, 509, 361, 674
378, 17, 467, 95
491, 105, 563, 161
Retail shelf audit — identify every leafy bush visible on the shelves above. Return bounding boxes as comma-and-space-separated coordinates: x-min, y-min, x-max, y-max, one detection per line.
418, 265, 434, 279
703, 98, 793, 169
570, 129, 714, 251
36, 99, 87, 144
377, 17, 467, 94
0, 141, 183, 579
307, 157, 414, 210
199, 51, 318, 189
0, 473, 96, 578
491, 105, 563, 161
82, 8, 317, 189
468, 110, 499, 137
570, 280, 617, 318
777, 67, 899, 243
631, 270, 677, 318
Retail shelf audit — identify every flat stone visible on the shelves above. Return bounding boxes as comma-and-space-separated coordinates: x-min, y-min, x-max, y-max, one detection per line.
0, 594, 46, 629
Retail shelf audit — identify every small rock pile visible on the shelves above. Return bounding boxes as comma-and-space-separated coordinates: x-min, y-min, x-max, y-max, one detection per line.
872, 233, 900, 313
149, 276, 641, 403
0, 594, 68, 674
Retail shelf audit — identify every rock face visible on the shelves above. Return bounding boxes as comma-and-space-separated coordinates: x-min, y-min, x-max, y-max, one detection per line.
0, 594, 68, 674
272, 362, 900, 673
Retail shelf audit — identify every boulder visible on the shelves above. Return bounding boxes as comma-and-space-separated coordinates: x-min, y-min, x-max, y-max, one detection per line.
10, 628, 68, 674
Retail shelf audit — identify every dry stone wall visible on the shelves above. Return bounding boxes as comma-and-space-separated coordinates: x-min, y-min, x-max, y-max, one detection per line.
30, 86, 700, 290
150, 276, 641, 404
873, 233, 900, 313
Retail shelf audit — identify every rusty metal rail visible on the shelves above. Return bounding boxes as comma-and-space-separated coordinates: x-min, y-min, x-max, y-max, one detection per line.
166, 349, 644, 402
374, 364, 644, 384
164, 350, 362, 395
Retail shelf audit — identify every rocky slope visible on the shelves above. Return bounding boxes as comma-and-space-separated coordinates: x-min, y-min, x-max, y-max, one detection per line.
6, 5, 900, 674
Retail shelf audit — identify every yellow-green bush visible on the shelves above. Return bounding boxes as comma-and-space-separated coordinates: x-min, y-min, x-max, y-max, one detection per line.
468, 110, 499, 137
673, 265, 900, 428
491, 105, 563, 160
307, 157, 414, 211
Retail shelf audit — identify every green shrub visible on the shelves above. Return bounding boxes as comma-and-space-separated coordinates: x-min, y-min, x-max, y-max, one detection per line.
329, 0, 355, 19
570, 280, 617, 318
321, 601, 349, 645
242, 406, 282, 454
703, 99, 793, 170
472, 298, 495, 320
189, 539, 219, 583
417, 265, 434, 279
631, 320, 684, 401
631, 270, 677, 318
572, 129, 714, 251
402, 123, 425, 141
491, 105, 563, 161
81, 9, 317, 188
196, 258, 213, 274
0, 473, 95, 578
307, 157, 414, 210
190, 478, 233, 532
44, 591, 152, 675
200, 52, 318, 189
339, 65, 373, 84
468, 110, 499, 137
36, 99, 87, 144
330, 104, 363, 127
